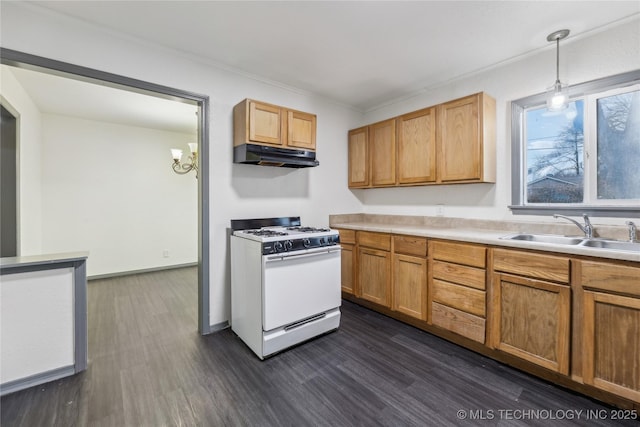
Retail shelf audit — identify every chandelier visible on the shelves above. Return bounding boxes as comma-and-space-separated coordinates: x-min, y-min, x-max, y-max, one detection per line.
170, 143, 198, 178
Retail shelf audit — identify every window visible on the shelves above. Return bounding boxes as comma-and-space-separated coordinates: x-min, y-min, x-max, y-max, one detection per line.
510, 70, 640, 217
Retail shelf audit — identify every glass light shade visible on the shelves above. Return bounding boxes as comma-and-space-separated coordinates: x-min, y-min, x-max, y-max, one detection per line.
171, 149, 183, 161
547, 81, 568, 111
188, 143, 198, 155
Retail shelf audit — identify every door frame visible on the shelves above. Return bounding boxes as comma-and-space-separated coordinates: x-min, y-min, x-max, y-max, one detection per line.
0, 48, 212, 335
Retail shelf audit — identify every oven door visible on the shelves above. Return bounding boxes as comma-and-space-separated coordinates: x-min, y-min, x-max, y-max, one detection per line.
262, 246, 341, 331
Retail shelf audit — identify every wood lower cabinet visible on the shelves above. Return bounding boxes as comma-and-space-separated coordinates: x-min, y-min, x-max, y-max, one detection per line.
580, 261, 640, 403
335, 227, 639, 408
336, 229, 356, 296
429, 241, 487, 343
491, 249, 571, 375
392, 235, 428, 320
357, 232, 391, 307
359, 248, 391, 307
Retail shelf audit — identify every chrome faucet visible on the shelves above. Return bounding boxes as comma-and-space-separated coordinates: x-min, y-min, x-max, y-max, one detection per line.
553, 214, 593, 239
626, 221, 637, 243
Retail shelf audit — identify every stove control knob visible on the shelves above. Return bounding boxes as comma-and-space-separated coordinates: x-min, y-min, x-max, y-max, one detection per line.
319, 237, 325, 245
274, 241, 284, 252
284, 240, 293, 251
303, 238, 311, 248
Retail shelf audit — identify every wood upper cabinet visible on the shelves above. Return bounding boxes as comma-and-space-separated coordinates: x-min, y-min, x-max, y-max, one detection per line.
348, 127, 369, 188
234, 99, 316, 150
392, 236, 428, 320
437, 92, 495, 183
579, 261, 640, 403
370, 119, 396, 186
287, 110, 316, 150
357, 231, 391, 307
347, 92, 495, 189
490, 249, 571, 375
397, 108, 436, 185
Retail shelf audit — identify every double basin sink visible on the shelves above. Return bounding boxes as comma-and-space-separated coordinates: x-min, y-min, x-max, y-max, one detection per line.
500, 233, 640, 252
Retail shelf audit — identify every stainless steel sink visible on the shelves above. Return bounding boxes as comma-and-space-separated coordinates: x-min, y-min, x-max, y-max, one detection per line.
579, 239, 640, 252
500, 233, 584, 245
500, 233, 640, 253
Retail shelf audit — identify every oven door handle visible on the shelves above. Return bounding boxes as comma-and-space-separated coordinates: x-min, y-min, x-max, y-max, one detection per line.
265, 247, 341, 262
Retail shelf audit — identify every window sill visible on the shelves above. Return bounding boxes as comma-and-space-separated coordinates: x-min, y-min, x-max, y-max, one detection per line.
509, 205, 640, 218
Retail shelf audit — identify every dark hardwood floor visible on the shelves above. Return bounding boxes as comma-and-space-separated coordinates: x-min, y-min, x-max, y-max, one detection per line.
1, 267, 636, 426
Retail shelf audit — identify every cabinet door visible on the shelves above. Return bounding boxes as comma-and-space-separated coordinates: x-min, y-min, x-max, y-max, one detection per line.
287, 110, 316, 150
358, 248, 391, 307
491, 273, 571, 374
370, 119, 396, 186
397, 108, 436, 184
437, 94, 480, 182
249, 101, 283, 145
583, 291, 640, 403
348, 127, 369, 188
393, 254, 427, 320
340, 243, 355, 295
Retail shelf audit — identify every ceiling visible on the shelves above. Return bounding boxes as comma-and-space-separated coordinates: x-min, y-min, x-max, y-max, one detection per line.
28, 0, 639, 112
4, 65, 199, 134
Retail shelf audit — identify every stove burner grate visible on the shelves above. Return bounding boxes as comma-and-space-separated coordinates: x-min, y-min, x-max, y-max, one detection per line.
245, 229, 288, 237
287, 226, 331, 233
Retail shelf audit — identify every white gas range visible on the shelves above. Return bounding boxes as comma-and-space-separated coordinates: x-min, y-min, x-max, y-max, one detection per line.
230, 217, 342, 359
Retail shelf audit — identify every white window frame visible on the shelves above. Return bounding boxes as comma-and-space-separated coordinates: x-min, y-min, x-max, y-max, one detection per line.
510, 70, 640, 217
585, 84, 640, 206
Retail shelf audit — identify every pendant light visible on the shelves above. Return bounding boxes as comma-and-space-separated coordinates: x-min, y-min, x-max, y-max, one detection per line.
546, 29, 570, 111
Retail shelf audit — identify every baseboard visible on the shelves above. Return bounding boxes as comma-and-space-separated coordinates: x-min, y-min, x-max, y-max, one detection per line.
0, 365, 76, 396
88, 262, 197, 280
204, 320, 229, 334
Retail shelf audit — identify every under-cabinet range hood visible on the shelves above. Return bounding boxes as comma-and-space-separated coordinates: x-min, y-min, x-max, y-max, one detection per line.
234, 144, 319, 168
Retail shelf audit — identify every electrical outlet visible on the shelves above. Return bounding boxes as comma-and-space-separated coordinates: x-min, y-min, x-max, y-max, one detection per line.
436, 205, 445, 217
163, 250, 170, 258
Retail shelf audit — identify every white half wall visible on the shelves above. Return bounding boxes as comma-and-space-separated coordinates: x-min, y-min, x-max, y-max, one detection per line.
0, 267, 74, 383
41, 114, 198, 277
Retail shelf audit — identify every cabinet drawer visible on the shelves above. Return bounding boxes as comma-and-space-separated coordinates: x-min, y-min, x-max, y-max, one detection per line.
432, 260, 485, 290
393, 235, 427, 257
580, 261, 640, 297
432, 279, 486, 317
432, 302, 485, 343
337, 229, 356, 245
493, 248, 569, 284
432, 241, 486, 268
358, 231, 391, 251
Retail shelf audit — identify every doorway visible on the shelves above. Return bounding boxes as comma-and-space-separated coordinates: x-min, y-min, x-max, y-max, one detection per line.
0, 48, 212, 334
0, 105, 17, 257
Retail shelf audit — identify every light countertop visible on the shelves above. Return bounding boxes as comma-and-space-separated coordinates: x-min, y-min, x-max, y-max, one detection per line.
331, 221, 640, 263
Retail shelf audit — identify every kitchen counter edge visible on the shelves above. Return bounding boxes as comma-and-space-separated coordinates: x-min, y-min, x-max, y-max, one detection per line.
330, 222, 640, 263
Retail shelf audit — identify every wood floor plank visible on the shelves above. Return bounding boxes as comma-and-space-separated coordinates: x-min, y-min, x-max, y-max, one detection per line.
1, 267, 635, 426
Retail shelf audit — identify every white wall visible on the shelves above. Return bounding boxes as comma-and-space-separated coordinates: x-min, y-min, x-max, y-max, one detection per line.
357, 18, 640, 223
40, 114, 198, 277
0, 66, 44, 255
0, 3, 363, 326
